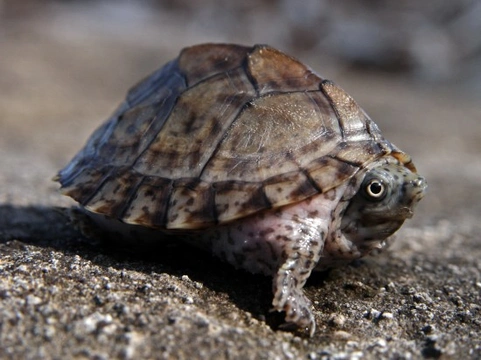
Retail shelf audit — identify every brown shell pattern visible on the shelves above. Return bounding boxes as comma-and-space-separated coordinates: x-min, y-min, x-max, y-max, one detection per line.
58, 44, 413, 230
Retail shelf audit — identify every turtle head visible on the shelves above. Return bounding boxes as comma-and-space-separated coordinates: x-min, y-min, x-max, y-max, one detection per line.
341, 163, 427, 244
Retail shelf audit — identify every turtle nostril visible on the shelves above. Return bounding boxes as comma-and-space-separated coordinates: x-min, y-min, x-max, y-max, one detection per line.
413, 176, 427, 189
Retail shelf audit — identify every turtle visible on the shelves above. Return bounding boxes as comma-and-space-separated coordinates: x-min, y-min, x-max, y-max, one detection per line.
56, 43, 426, 336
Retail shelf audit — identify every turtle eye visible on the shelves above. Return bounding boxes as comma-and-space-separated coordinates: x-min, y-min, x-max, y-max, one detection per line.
364, 179, 386, 200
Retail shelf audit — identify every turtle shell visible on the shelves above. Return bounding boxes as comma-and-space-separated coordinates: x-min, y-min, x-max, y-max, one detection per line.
57, 43, 414, 230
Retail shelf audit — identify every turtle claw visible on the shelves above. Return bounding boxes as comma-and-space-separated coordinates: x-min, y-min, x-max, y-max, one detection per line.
272, 261, 317, 336
278, 321, 316, 338
270, 236, 324, 337
272, 290, 316, 337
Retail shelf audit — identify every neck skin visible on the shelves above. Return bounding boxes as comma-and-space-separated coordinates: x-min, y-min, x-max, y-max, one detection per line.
314, 183, 401, 271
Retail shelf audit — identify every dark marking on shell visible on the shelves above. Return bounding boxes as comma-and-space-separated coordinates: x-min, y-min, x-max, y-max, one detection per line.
167, 179, 216, 229
85, 169, 144, 219
246, 45, 321, 95
61, 166, 113, 207
122, 176, 173, 227
179, 43, 250, 87
263, 171, 319, 207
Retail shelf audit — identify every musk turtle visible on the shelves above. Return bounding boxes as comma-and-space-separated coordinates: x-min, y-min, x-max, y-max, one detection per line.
56, 43, 426, 335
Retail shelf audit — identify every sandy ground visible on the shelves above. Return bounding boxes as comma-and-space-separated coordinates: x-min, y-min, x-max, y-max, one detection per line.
1, 3, 480, 359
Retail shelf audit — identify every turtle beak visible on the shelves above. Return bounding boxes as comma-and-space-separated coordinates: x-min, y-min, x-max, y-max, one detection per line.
411, 175, 427, 203
403, 175, 427, 215
391, 174, 427, 220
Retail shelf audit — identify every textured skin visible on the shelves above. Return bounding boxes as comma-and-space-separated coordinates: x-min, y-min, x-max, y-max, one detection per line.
57, 44, 426, 335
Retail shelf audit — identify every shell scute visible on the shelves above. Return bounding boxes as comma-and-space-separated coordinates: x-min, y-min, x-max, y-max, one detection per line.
60, 166, 113, 206
263, 171, 319, 207
320, 80, 380, 142
100, 104, 159, 167
167, 179, 215, 229
84, 168, 143, 218
200, 91, 339, 184
178, 43, 250, 87
213, 181, 271, 223
132, 67, 256, 179
306, 156, 358, 192
122, 176, 172, 227
61, 57, 187, 192
247, 45, 321, 94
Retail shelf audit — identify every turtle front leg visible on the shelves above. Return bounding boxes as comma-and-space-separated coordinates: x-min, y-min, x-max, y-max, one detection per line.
204, 188, 344, 336
271, 232, 325, 336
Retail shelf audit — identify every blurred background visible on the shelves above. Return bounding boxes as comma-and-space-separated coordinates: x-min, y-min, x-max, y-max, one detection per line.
0, 0, 480, 212
2, 0, 481, 86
